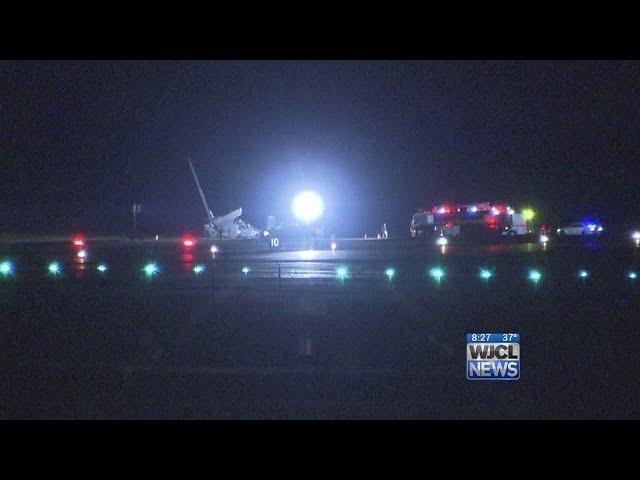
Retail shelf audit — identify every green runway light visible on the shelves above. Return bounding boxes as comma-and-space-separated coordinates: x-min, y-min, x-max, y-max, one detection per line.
143, 262, 159, 277
528, 269, 542, 283
429, 267, 445, 281
242, 266, 250, 275
336, 266, 349, 280
0, 260, 13, 276
96, 263, 108, 273
629, 272, 638, 280
578, 269, 589, 279
193, 264, 205, 275
479, 268, 493, 280
48, 261, 61, 276
385, 267, 396, 280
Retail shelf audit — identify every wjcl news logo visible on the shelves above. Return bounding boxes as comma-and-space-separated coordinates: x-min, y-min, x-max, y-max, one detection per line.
467, 333, 520, 380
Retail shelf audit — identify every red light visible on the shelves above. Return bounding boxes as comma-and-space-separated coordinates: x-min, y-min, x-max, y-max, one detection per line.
72, 236, 84, 247
182, 236, 196, 248
434, 205, 452, 214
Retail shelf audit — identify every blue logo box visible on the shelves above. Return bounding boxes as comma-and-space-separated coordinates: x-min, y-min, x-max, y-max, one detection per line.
467, 333, 520, 380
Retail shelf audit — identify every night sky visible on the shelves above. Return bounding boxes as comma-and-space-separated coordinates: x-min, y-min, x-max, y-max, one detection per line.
2, 60, 640, 236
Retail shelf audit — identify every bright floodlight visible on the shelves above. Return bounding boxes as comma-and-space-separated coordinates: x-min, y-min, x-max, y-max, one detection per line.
385, 268, 396, 280
629, 272, 638, 280
632, 231, 640, 241
292, 191, 324, 224
539, 234, 549, 243
242, 266, 250, 275
578, 269, 589, 279
330, 241, 337, 251
96, 263, 108, 273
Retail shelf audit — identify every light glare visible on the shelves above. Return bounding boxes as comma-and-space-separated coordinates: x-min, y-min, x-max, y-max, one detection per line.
522, 208, 535, 221
292, 191, 324, 224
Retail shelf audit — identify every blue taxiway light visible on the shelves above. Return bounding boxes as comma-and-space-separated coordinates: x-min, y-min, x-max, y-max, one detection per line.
48, 261, 61, 275
336, 266, 349, 280
528, 269, 542, 283
385, 268, 396, 280
242, 266, 250, 275
193, 264, 206, 275
479, 268, 493, 280
578, 269, 589, 279
429, 267, 445, 281
96, 263, 108, 273
143, 263, 159, 277
0, 260, 14, 276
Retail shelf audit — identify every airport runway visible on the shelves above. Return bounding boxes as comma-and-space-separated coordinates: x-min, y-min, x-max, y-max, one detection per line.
1, 237, 640, 419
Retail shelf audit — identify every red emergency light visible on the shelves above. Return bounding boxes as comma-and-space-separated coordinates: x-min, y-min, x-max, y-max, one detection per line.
182, 235, 196, 248
433, 205, 452, 215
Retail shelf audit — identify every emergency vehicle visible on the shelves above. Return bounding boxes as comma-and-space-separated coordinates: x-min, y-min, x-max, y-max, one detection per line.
410, 202, 530, 239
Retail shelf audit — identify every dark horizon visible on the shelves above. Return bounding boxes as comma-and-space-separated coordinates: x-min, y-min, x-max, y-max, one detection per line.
3, 60, 640, 236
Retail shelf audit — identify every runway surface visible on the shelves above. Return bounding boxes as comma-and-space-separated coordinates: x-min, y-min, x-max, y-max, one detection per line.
1, 237, 639, 418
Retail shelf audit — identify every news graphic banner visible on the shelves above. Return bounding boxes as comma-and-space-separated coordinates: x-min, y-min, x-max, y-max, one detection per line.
467, 333, 520, 380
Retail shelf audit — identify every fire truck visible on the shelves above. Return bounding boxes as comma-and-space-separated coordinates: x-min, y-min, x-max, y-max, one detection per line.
410, 202, 530, 239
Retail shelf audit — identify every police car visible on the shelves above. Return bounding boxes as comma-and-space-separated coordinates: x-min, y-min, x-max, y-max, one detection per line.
556, 222, 604, 236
